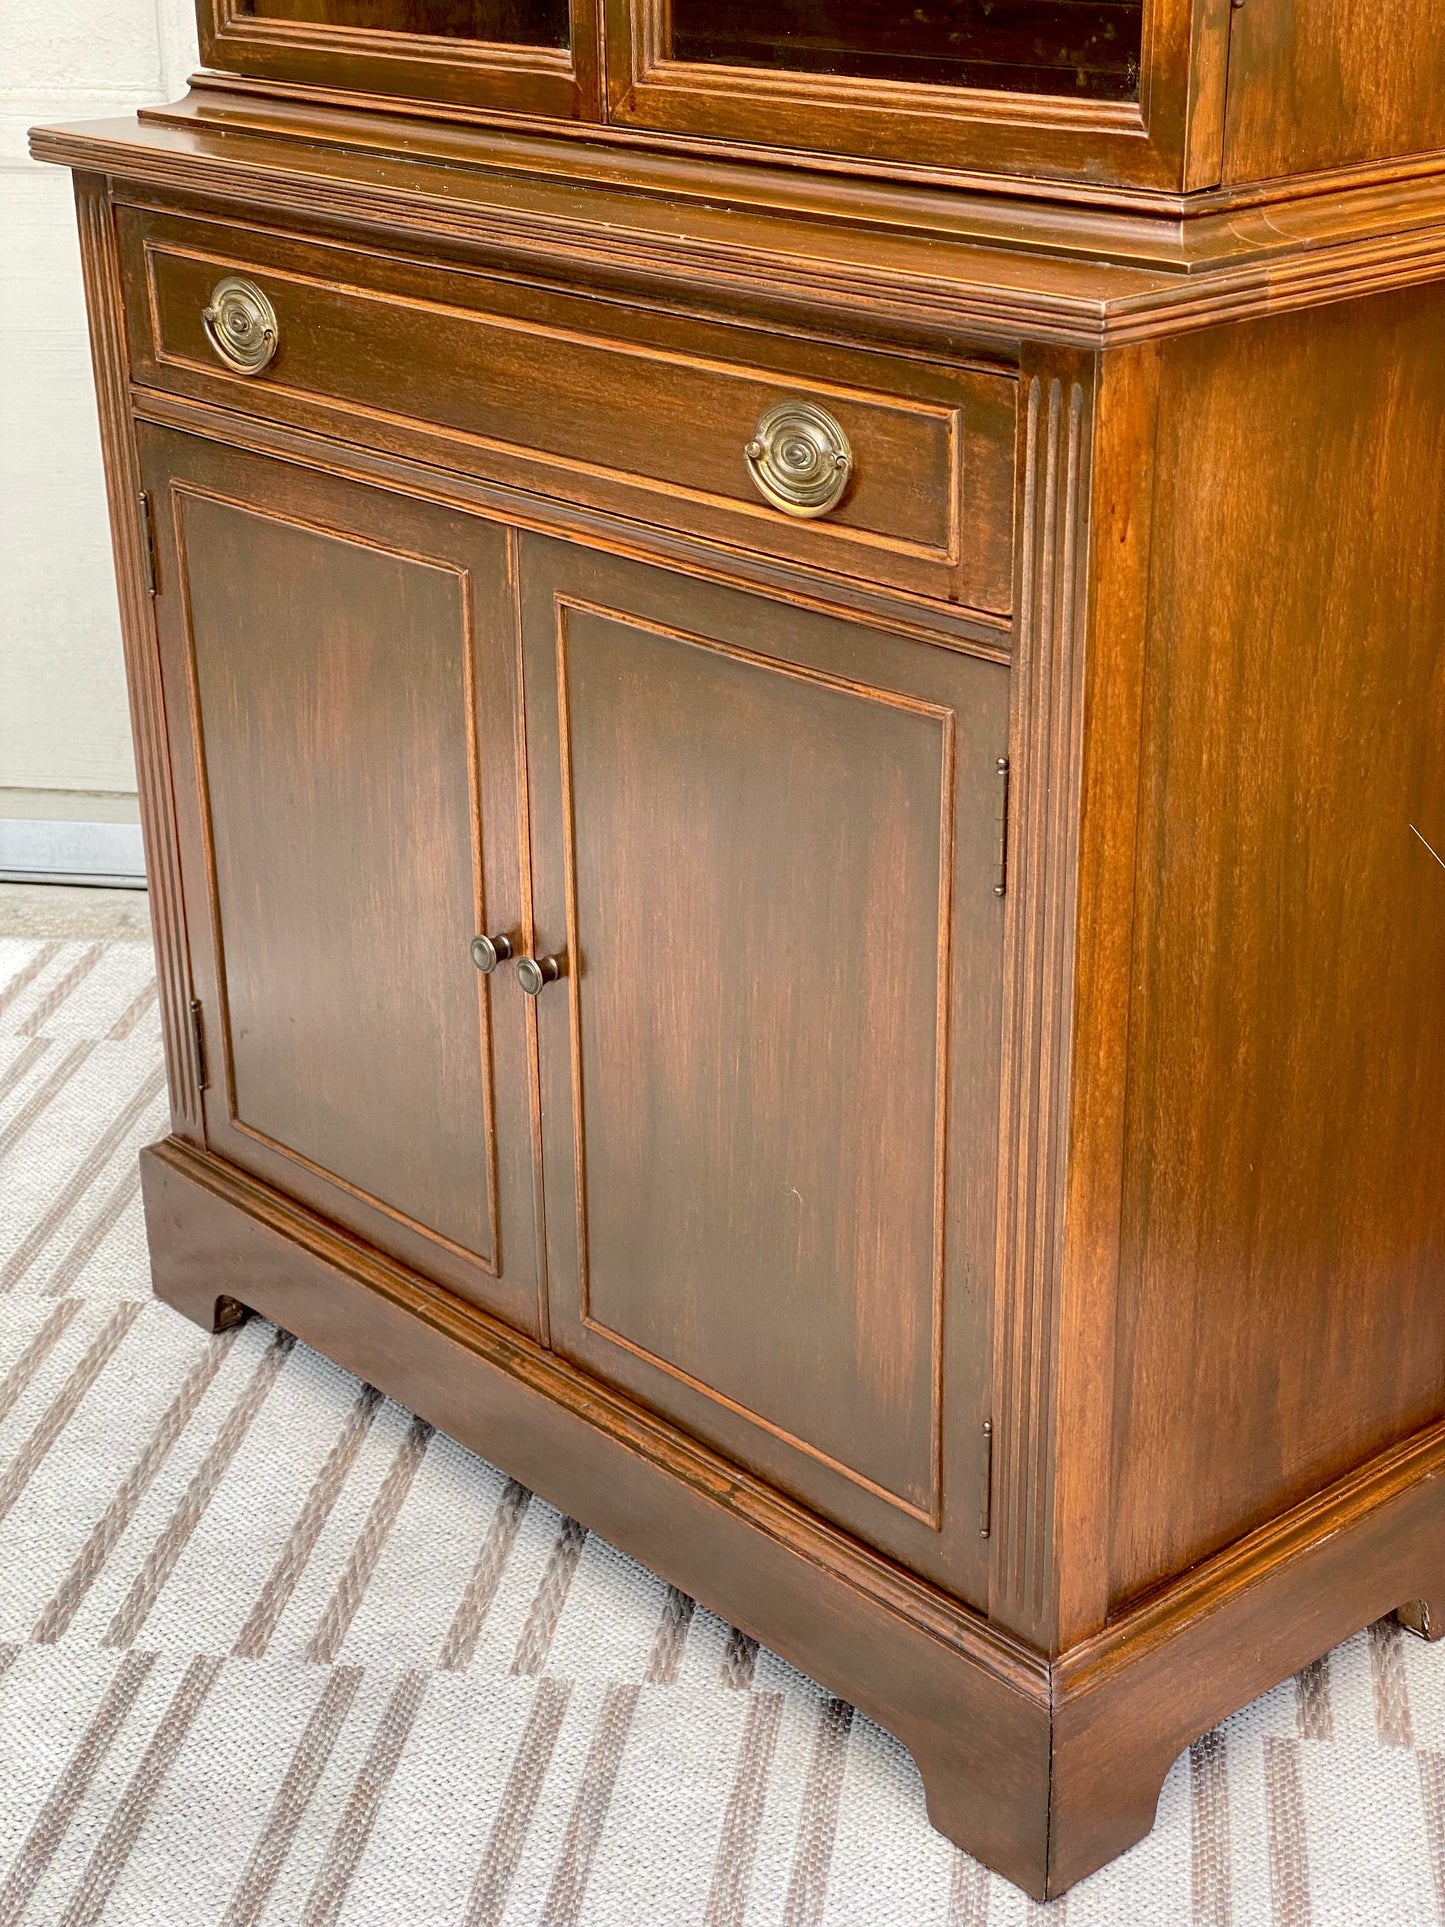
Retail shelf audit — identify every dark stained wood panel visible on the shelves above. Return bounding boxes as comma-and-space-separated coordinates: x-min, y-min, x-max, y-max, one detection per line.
182, 496, 490, 1245
521, 534, 1007, 1600
141, 426, 541, 1333
1108, 285, 1445, 1607
1222, 0, 1445, 185
560, 607, 947, 1508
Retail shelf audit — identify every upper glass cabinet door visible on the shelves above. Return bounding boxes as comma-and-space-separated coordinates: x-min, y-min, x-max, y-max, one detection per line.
603, 0, 1218, 191
666, 0, 1143, 102
234, 0, 569, 46
199, 0, 599, 117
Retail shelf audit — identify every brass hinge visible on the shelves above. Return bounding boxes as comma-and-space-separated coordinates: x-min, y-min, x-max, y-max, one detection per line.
979, 1418, 994, 1538
993, 757, 1011, 897
138, 490, 159, 598
189, 997, 209, 1092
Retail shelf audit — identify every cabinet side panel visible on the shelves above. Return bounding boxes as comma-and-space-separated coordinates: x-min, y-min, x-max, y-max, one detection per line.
1110, 284, 1445, 1608
1222, 0, 1445, 185
72, 174, 204, 1138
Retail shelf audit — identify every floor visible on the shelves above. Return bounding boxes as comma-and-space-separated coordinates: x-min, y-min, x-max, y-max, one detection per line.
1, 889, 1443, 1926
0, 882, 152, 941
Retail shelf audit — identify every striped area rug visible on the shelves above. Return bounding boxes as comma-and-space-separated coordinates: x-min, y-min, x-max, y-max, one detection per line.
2, 929, 1444, 1927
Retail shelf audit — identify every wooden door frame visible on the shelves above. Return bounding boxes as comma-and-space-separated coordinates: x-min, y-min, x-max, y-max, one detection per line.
602, 0, 1236, 192
197, 0, 603, 123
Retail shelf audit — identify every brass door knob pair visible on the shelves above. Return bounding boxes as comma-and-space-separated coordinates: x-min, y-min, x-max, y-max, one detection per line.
469, 934, 561, 996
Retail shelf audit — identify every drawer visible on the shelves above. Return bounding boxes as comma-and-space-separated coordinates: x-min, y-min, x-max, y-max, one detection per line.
117, 205, 1017, 614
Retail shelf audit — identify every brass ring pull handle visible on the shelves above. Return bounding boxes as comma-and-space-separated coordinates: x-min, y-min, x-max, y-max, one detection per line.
744, 400, 853, 518
469, 933, 513, 974
201, 277, 280, 376
516, 955, 561, 996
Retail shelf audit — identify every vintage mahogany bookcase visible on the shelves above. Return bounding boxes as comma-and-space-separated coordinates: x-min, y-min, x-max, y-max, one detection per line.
34, 0, 1445, 1896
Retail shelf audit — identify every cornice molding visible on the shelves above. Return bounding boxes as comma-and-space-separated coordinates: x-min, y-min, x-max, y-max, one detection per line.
30, 108, 1445, 350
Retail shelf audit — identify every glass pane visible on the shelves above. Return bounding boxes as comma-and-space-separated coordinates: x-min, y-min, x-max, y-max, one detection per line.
668, 0, 1143, 102
237, 0, 569, 47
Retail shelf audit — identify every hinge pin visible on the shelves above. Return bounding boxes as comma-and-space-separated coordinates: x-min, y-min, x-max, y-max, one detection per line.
993, 757, 1011, 897
980, 1418, 994, 1538
138, 490, 159, 599
189, 998, 209, 1092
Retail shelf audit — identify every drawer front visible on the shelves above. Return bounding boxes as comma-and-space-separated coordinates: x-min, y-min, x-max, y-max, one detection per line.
117, 205, 1017, 613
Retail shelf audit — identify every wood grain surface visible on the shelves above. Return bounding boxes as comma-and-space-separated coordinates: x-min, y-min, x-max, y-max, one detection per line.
1223, 0, 1445, 186
1105, 283, 1445, 1609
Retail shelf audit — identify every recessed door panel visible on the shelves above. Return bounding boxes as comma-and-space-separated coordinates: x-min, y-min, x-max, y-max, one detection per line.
522, 535, 1006, 1598
142, 427, 539, 1334
561, 605, 949, 1511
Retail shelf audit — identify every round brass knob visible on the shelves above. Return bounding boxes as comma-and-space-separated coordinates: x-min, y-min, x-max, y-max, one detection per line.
469, 933, 512, 974
744, 400, 853, 519
201, 277, 279, 376
516, 955, 561, 996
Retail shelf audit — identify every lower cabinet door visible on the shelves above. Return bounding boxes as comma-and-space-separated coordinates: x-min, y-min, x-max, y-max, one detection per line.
519, 534, 1007, 1601
141, 427, 541, 1335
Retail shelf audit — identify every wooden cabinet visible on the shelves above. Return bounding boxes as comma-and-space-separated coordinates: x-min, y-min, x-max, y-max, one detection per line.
34, 0, 1445, 1897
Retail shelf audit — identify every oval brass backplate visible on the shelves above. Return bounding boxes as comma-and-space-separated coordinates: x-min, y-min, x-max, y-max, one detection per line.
201, 276, 280, 377
745, 400, 854, 519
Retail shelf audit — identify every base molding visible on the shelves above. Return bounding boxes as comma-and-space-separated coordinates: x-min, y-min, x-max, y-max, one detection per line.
1049, 1422, 1445, 1891
141, 1135, 1445, 1899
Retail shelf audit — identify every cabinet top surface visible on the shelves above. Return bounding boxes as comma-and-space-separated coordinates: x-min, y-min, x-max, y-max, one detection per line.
30, 96, 1445, 350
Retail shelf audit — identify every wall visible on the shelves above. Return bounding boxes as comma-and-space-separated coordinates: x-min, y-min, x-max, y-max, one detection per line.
1, 0, 198, 820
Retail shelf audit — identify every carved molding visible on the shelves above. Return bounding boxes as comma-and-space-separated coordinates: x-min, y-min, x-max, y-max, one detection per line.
35, 123, 1445, 353
991, 366, 1094, 1648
